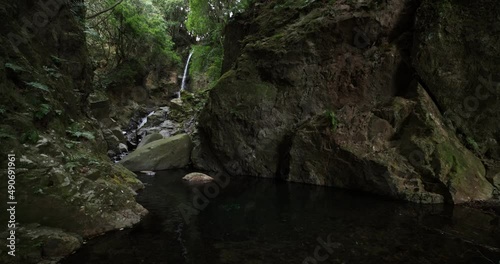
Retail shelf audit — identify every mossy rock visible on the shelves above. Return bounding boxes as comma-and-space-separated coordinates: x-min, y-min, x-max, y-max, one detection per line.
120, 134, 193, 171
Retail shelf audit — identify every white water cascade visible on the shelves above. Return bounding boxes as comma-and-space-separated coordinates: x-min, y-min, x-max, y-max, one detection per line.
137, 111, 155, 131
179, 51, 194, 98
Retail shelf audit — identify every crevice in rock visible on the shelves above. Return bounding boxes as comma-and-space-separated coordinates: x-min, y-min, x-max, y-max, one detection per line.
275, 133, 293, 180
196, 125, 234, 175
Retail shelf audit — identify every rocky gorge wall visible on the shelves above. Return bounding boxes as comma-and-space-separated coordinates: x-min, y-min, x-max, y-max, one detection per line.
199, 0, 500, 204
0, 1, 146, 263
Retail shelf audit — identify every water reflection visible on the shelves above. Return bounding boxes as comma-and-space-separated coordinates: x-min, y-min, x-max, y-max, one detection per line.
62, 170, 500, 264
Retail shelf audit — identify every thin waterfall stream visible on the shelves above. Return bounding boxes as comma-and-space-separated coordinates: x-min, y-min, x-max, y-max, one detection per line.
178, 51, 194, 98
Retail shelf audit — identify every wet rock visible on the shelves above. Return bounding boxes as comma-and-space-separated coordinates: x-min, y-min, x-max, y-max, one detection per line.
89, 92, 111, 120
118, 143, 128, 153
120, 134, 193, 171
111, 127, 126, 143
137, 133, 163, 148
103, 129, 121, 152
159, 130, 172, 138
486, 169, 500, 189
182, 172, 214, 183
107, 150, 117, 158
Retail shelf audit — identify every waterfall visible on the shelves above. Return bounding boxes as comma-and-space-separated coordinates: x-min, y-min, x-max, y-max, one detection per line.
179, 51, 194, 98
137, 111, 155, 131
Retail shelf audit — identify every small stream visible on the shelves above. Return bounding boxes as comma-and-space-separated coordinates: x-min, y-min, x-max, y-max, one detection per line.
61, 170, 500, 264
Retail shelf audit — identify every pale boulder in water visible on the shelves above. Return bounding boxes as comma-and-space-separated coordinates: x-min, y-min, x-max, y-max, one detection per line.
182, 172, 214, 183
120, 134, 192, 171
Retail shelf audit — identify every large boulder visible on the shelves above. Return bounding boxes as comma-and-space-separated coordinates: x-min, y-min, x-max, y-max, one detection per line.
120, 134, 193, 171
137, 133, 163, 148
198, 1, 496, 203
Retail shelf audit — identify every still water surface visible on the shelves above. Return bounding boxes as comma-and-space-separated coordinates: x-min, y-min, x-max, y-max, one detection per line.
62, 170, 500, 264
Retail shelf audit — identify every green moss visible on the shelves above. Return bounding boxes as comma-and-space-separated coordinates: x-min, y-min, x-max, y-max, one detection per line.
109, 164, 143, 190
465, 137, 480, 152
435, 141, 474, 184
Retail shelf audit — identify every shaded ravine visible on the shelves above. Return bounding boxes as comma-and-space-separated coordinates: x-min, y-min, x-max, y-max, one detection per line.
61, 170, 500, 264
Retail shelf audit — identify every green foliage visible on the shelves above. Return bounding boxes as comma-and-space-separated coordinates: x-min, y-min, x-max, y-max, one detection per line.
186, 0, 213, 37
50, 55, 68, 65
325, 110, 338, 131
116, 0, 179, 61
63, 152, 100, 171
64, 161, 82, 173
34, 104, 51, 120
66, 123, 95, 141
0, 132, 16, 140
152, 0, 188, 37
25, 82, 50, 92
0, 126, 16, 140
187, 0, 253, 38
21, 130, 40, 144
186, 0, 253, 88
86, 0, 180, 71
466, 137, 480, 152
43, 66, 63, 79
68, 131, 95, 140
5, 62, 26, 72
190, 44, 224, 85
101, 61, 141, 88
63, 138, 81, 149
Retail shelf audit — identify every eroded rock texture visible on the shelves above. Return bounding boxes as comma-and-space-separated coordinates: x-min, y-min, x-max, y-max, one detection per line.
199, 0, 498, 204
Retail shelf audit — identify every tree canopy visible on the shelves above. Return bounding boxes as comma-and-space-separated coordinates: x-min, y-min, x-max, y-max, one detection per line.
85, 0, 254, 91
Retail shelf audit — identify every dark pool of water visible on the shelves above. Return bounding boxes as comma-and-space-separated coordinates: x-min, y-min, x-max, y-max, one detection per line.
62, 170, 500, 264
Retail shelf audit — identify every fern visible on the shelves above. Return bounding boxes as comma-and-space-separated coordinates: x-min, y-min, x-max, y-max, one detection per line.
5, 62, 26, 72
66, 122, 96, 141
0, 132, 16, 139
64, 161, 81, 173
25, 82, 50, 92
34, 104, 51, 120
21, 130, 40, 144
67, 130, 95, 140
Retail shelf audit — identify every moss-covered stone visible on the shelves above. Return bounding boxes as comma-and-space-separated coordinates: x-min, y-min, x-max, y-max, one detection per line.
120, 133, 193, 171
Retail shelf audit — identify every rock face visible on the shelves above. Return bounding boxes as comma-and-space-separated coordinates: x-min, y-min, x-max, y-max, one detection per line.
182, 172, 214, 183
0, 1, 147, 263
199, 0, 497, 203
120, 134, 193, 171
413, 0, 500, 161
